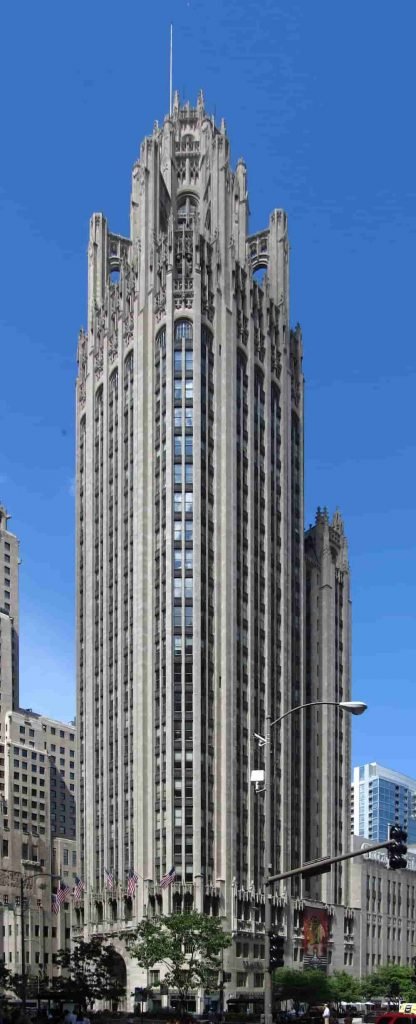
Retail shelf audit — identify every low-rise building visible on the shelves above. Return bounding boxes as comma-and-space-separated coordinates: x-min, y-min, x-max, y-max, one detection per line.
349, 835, 416, 976
0, 708, 77, 978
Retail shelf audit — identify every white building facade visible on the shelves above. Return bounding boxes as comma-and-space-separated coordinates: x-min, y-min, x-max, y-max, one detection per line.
0, 504, 19, 747
75, 94, 357, 1005
352, 763, 416, 844
349, 838, 416, 976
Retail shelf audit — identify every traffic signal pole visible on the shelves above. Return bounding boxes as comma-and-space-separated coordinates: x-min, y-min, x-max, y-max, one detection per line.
21, 877, 26, 1014
263, 701, 369, 1024
263, 837, 402, 1024
266, 837, 402, 886
264, 713, 273, 1024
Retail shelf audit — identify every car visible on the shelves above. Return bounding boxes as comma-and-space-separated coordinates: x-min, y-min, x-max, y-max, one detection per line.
375, 1013, 416, 1024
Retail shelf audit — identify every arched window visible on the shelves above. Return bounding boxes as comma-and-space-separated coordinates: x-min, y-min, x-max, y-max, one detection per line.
124, 351, 133, 377
109, 368, 118, 394
94, 386, 103, 415
155, 326, 166, 351
172, 893, 182, 915
174, 320, 193, 345
177, 194, 198, 225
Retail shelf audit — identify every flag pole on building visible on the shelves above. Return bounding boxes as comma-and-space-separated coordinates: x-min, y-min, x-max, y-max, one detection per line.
169, 24, 173, 115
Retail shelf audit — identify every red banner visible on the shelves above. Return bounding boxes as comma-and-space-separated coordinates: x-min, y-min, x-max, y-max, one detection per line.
303, 907, 329, 971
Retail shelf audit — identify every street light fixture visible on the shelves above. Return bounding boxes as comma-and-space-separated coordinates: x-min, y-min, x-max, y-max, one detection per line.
18, 871, 58, 1013
338, 701, 367, 716
262, 697, 368, 1024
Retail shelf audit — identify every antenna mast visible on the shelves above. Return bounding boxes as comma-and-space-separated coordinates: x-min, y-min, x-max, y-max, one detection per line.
169, 24, 173, 115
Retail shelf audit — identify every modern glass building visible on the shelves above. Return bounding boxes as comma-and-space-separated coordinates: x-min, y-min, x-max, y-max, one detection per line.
351, 762, 416, 843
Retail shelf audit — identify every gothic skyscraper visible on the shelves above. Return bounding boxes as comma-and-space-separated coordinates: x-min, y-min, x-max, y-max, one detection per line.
76, 93, 351, 994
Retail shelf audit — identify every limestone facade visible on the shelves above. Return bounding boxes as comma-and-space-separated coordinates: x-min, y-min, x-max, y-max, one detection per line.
75, 94, 354, 1004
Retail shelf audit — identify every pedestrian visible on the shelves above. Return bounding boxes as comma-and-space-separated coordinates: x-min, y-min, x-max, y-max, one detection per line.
323, 1007, 331, 1022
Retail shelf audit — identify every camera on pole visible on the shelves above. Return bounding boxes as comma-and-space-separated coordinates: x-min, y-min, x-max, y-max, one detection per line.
388, 824, 408, 870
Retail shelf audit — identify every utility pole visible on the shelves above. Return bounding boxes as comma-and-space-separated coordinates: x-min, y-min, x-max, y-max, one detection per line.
264, 713, 273, 1024
259, 700, 368, 1024
20, 876, 26, 1013
16, 871, 56, 1013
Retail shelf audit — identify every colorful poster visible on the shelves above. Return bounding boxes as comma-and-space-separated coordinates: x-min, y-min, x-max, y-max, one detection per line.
303, 907, 329, 971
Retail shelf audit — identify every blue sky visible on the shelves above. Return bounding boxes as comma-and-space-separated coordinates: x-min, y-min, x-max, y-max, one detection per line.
0, 0, 415, 773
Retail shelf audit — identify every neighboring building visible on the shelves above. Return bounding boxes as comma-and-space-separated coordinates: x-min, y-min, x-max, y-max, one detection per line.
304, 508, 352, 907
0, 504, 19, 746
351, 763, 416, 844
0, 710, 78, 979
349, 836, 416, 975
39, 715, 77, 840
75, 92, 357, 1004
0, 508, 78, 980
3, 709, 76, 840
0, 834, 78, 980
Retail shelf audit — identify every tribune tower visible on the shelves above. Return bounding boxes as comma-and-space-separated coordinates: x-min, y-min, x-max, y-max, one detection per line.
76, 92, 306, 974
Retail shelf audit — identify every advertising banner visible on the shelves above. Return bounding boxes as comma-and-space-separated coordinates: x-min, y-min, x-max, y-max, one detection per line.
303, 907, 329, 971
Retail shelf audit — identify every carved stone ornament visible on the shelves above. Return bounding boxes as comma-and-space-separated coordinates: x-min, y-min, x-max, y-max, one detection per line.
271, 346, 282, 378
291, 378, 301, 407
108, 333, 119, 363
175, 296, 193, 311
0, 868, 34, 890
123, 313, 134, 344
254, 328, 265, 362
77, 328, 88, 407
155, 290, 166, 322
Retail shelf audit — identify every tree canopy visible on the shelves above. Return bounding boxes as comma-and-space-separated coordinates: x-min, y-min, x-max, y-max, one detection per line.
53, 939, 126, 1008
328, 971, 363, 1003
360, 965, 416, 1002
0, 961, 11, 991
273, 968, 333, 1007
130, 911, 231, 1009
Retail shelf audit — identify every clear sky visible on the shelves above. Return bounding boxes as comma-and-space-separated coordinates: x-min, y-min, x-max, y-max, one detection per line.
1, 0, 415, 773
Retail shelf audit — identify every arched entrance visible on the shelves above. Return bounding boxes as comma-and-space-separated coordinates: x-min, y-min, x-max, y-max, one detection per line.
104, 948, 127, 1011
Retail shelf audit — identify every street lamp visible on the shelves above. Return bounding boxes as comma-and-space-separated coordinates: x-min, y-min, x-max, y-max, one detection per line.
18, 871, 57, 1013
260, 698, 367, 1024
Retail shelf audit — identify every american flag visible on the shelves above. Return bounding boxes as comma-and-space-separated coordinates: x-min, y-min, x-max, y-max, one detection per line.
52, 882, 71, 913
104, 867, 114, 890
127, 870, 139, 898
73, 876, 86, 900
160, 865, 176, 889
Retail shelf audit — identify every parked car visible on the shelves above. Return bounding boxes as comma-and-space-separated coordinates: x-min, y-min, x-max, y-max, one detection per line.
375, 1012, 416, 1024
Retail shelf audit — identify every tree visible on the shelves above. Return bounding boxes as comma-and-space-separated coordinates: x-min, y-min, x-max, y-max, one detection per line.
273, 968, 333, 1008
361, 965, 416, 1002
54, 939, 126, 1009
130, 911, 231, 1013
7, 969, 50, 1004
328, 971, 363, 1004
0, 961, 11, 992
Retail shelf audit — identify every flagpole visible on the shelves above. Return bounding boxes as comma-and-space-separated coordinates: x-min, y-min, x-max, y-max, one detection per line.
169, 24, 173, 116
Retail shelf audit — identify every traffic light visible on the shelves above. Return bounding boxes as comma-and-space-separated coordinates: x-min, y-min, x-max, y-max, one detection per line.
269, 931, 285, 970
388, 824, 408, 870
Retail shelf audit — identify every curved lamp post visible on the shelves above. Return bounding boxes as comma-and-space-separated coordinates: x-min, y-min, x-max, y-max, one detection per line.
19, 871, 57, 1012
262, 698, 367, 1024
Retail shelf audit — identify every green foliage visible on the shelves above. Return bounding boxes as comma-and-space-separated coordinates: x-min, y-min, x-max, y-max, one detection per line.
54, 939, 126, 1008
360, 965, 416, 1001
130, 912, 231, 1009
0, 961, 11, 992
7, 969, 50, 1001
328, 971, 363, 1003
273, 967, 333, 1006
